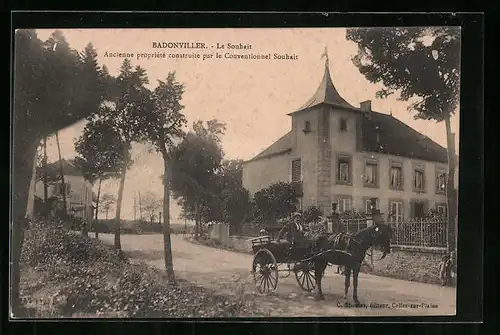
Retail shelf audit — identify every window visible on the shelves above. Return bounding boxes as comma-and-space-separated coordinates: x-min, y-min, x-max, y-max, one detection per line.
436, 171, 447, 194
364, 161, 378, 187
411, 201, 425, 219
337, 197, 352, 213
365, 198, 379, 213
336, 156, 351, 184
389, 200, 403, 222
413, 168, 425, 191
340, 117, 347, 132
389, 164, 403, 190
303, 121, 311, 133
291, 159, 302, 183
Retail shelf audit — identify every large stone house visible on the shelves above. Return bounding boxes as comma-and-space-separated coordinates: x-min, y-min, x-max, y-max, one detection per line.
242, 57, 453, 221
32, 159, 95, 222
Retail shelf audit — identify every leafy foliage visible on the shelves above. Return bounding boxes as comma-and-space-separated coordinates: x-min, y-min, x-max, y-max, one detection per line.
73, 118, 131, 183
346, 27, 460, 121
302, 205, 324, 224
141, 72, 187, 158
252, 181, 300, 225
14, 30, 107, 140
20, 220, 255, 317
12, 30, 108, 314
346, 27, 459, 252
140, 191, 162, 223
99, 193, 116, 219
170, 120, 226, 234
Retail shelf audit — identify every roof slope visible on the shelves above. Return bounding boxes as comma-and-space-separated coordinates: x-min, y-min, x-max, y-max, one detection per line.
246, 131, 292, 162
40, 159, 84, 177
293, 61, 356, 113
361, 111, 448, 163
246, 113, 448, 163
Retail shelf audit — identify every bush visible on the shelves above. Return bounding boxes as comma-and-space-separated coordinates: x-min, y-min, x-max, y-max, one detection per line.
20, 219, 253, 317
90, 219, 164, 235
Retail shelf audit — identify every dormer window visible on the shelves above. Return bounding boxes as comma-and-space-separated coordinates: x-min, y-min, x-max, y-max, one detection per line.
303, 121, 311, 134
340, 117, 347, 132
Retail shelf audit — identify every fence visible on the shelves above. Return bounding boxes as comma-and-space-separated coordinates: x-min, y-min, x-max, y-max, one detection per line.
239, 216, 449, 251
388, 218, 448, 250
340, 218, 368, 234
340, 217, 449, 251
240, 224, 261, 237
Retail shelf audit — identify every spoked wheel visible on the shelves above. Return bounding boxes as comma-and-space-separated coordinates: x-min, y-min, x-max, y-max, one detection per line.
294, 261, 316, 292
252, 249, 278, 294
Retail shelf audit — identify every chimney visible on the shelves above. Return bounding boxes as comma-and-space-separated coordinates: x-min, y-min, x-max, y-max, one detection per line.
360, 100, 372, 112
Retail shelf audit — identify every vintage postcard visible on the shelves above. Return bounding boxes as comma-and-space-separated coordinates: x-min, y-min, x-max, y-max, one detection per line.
11, 27, 460, 318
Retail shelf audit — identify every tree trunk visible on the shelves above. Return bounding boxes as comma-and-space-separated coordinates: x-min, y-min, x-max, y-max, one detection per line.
114, 169, 127, 251
195, 201, 201, 240
11, 136, 39, 316
55, 132, 67, 216
43, 137, 48, 217
94, 178, 102, 239
162, 158, 176, 283
444, 116, 458, 254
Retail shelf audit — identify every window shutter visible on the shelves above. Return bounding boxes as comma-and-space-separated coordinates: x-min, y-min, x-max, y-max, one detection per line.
291, 159, 301, 182
422, 199, 429, 213
409, 200, 415, 219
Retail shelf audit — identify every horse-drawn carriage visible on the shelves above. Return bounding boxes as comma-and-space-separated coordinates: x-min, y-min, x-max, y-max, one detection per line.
249, 234, 354, 294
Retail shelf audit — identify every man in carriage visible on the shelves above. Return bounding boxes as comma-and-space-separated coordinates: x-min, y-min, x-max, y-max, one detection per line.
276, 212, 307, 245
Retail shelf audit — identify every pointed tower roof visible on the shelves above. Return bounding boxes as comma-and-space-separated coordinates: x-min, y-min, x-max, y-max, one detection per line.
291, 47, 356, 114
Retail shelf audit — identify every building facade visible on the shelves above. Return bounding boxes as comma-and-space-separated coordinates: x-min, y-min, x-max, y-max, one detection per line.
242, 56, 453, 221
33, 159, 94, 222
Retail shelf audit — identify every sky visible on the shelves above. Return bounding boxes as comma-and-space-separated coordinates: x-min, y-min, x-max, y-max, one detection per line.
34, 28, 460, 220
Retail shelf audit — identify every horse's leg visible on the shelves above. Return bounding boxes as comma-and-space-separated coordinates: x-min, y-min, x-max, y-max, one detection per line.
353, 266, 360, 306
343, 266, 351, 299
314, 260, 327, 300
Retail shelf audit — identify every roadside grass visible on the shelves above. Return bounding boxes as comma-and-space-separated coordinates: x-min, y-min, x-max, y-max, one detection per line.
186, 236, 452, 286
18, 220, 260, 318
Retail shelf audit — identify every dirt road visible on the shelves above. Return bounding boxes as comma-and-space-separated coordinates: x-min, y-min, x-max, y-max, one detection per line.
100, 233, 456, 317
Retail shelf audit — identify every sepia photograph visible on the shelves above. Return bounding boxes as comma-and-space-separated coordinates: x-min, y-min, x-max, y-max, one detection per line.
11, 26, 460, 318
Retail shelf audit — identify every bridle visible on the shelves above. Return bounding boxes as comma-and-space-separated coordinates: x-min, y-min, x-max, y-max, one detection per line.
338, 228, 389, 261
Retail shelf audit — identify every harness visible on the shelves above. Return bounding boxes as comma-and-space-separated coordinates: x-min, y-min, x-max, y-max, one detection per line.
333, 232, 374, 258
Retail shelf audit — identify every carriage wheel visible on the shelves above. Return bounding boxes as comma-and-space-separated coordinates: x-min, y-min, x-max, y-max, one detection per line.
294, 262, 316, 292
252, 249, 278, 294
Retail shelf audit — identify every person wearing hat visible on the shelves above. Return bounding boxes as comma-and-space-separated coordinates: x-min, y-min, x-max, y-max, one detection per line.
277, 212, 305, 245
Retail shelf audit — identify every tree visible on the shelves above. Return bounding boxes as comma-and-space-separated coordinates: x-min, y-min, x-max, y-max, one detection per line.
99, 193, 117, 220
137, 72, 187, 283
215, 159, 252, 234
140, 191, 162, 224
252, 181, 300, 225
73, 118, 129, 238
346, 27, 460, 253
87, 59, 149, 252
12, 29, 106, 316
170, 120, 226, 240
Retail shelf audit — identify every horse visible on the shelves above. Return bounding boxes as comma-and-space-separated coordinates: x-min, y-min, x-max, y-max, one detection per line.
310, 222, 392, 305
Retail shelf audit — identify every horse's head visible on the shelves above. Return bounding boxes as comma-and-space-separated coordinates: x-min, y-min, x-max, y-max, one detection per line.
370, 222, 392, 259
